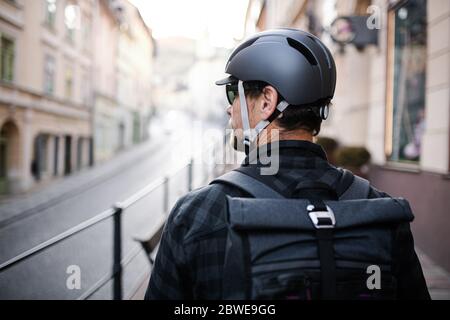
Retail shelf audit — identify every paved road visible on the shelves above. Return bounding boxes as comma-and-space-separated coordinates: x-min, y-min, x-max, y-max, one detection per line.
0, 124, 220, 299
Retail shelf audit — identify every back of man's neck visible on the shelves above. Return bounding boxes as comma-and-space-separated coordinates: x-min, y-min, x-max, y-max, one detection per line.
256, 125, 313, 146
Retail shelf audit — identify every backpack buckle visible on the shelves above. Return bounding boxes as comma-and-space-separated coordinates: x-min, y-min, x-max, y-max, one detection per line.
307, 205, 336, 229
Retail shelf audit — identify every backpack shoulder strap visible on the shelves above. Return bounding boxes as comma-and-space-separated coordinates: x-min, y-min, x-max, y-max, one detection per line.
338, 169, 371, 200
210, 170, 285, 199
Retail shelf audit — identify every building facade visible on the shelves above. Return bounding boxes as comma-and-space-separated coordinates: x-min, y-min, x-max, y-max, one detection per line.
246, 0, 450, 271
92, 0, 154, 163
0, 0, 94, 194
0, 0, 154, 193
115, 0, 153, 153
92, 0, 119, 162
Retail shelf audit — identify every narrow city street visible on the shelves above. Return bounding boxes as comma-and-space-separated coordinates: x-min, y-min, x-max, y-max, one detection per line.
0, 124, 219, 299
0, 0, 449, 305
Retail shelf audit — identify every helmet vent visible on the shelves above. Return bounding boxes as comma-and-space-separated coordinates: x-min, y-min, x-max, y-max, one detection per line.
229, 37, 259, 62
308, 36, 332, 69
286, 37, 318, 66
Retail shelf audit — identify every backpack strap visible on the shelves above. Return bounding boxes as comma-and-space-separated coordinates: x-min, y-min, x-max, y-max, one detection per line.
210, 170, 285, 199
212, 168, 371, 200
338, 169, 371, 200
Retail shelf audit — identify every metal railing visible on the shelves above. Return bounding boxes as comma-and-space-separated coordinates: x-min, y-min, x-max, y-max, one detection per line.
0, 158, 201, 300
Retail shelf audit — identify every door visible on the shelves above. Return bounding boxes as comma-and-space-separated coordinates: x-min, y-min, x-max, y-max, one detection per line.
64, 135, 72, 175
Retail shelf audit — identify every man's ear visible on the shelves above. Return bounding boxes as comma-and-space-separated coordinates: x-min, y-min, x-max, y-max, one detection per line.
260, 86, 278, 120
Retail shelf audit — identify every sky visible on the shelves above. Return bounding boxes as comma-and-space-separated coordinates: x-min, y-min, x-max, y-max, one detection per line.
130, 0, 250, 48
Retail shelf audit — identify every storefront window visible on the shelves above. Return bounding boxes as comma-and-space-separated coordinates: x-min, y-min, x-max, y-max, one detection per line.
386, 0, 427, 163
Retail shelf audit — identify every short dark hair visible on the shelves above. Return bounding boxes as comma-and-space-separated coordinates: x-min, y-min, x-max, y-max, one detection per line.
276, 106, 325, 136
244, 81, 329, 136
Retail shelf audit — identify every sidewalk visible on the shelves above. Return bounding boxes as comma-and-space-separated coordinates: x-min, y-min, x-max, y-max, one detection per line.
0, 139, 163, 228
416, 248, 450, 300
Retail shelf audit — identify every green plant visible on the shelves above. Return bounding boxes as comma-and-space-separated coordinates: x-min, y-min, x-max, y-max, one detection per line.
336, 147, 371, 168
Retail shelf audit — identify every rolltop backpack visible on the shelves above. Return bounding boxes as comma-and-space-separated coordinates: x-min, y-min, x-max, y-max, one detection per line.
210, 169, 414, 300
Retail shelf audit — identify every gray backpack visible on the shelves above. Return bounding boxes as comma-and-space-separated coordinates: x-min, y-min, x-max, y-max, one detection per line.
211, 169, 414, 300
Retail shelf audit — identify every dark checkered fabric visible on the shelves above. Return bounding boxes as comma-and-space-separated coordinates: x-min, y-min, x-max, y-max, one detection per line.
144, 140, 430, 300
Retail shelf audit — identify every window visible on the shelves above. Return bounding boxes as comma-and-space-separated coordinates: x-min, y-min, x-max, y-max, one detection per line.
45, 0, 57, 28
64, 3, 79, 43
65, 66, 74, 99
386, 0, 427, 163
0, 36, 15, 82
44, 55, 55, 94
4, 0, 20, 8
81, 71, 90, 105
82, 14, 92, 51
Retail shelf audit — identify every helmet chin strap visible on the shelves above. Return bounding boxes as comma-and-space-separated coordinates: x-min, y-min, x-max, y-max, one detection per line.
238, 80, 289, 156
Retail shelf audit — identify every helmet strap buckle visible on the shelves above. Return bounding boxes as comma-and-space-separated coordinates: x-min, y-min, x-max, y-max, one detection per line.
319, 105, 329, 120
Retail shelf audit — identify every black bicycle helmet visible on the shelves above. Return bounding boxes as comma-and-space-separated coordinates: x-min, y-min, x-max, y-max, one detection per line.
216, 28, 337, 107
